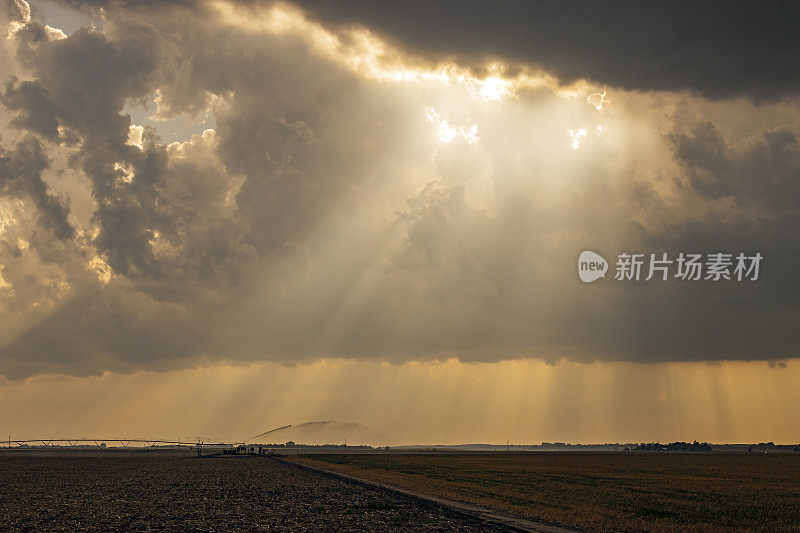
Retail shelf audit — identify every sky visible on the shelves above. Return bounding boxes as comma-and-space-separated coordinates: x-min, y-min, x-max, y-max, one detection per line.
0, 0, 798, 445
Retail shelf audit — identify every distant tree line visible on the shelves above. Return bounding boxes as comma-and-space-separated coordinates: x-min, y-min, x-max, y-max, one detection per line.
635, 441, 712, 452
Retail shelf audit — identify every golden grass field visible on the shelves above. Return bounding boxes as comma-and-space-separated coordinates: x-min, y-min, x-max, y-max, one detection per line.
291, 452, 800, 532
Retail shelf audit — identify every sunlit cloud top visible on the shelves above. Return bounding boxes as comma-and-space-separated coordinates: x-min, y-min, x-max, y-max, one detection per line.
206, 0, 587, 102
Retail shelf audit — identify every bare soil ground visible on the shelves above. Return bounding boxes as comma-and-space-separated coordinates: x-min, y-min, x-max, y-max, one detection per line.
290, 452, 800, 532
0, 455, 492, 532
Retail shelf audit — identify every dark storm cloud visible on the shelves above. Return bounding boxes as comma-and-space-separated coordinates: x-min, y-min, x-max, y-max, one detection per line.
48, 0, 800, 100
606, 119, 800, 362
13, 21, 167, 277
1, 0, 799, 379
16, 23, 161, 138
0, 1, 373, 376
297, 0, 800, 101
0, 136, 73, 240
0, 283, 212, 379
665, 119, 800, 298
668, 122, 800, 209
1, 78, 59, 140
4, 17, 253, 284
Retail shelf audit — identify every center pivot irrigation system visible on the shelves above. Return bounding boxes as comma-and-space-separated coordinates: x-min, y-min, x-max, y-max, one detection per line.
3, 424, 298, 450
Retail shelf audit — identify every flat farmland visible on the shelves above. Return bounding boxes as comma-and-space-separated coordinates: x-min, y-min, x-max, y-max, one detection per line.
291, 452, 800, 532
0, 454, 491, 532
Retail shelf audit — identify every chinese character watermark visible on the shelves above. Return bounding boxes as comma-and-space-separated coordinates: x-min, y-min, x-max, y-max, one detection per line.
578, 251, 762, 283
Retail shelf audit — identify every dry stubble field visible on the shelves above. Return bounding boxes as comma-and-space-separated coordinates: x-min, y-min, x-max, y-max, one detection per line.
291, 452, 800, 532
0, 454, 491, 532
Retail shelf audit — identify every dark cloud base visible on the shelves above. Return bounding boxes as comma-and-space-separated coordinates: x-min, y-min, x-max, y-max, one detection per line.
299, 0, 800, 101
50, 0, 800, 100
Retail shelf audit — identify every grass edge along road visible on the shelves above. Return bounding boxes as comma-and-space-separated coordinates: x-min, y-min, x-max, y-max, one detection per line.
287, 452, 800, 532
